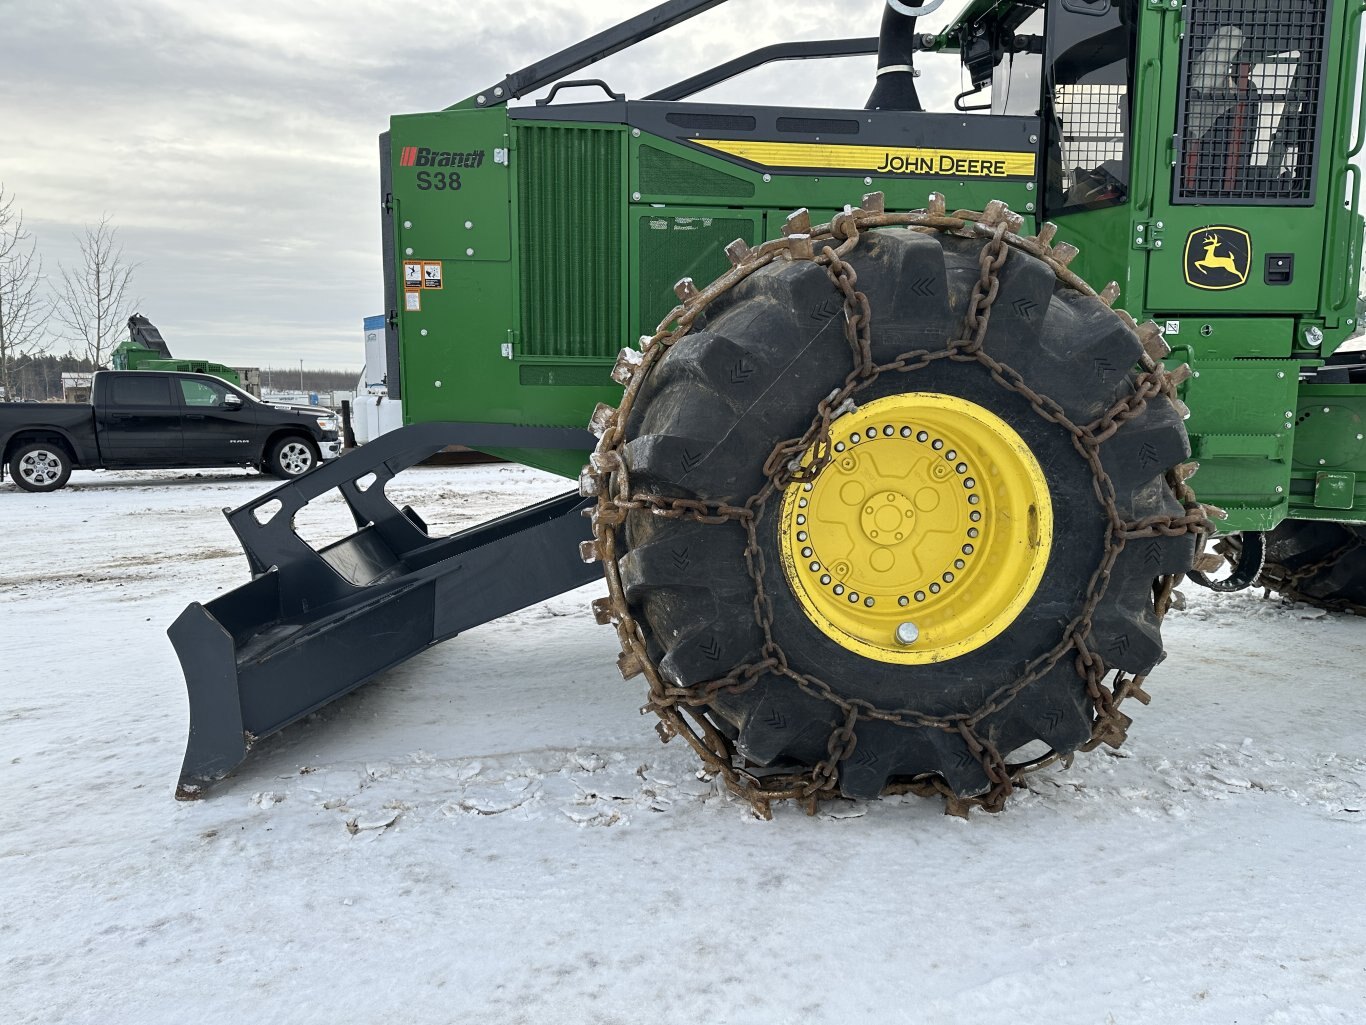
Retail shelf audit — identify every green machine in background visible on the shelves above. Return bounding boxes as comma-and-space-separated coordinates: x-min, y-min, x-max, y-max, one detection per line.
112, 314, 251, 392
171, 0, 1366, 811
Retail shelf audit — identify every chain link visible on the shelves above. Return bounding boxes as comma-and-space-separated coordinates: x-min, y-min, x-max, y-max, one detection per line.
1256, 530, 1366, 612
587, 199, 1212, 818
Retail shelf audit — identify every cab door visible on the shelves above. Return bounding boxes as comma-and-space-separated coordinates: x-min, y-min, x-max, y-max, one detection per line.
1144, 0, 1337, 315
98, 375, 183, 466
176, 376, 259, 465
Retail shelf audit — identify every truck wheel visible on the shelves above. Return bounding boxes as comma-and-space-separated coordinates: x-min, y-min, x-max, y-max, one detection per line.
8, 442, 73, 493
587, 201, 1205, 812
1258, 520, 1366, 610
266, 436, 319, 480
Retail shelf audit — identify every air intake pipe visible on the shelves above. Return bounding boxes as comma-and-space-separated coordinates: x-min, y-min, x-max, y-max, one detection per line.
866, 0, 943, 111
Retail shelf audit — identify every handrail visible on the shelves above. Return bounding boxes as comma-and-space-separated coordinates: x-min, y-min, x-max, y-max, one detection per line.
644, 38, 879, 102
1349, 2, 1366, 158
1334, 163, 1361, 311
536, 79, 625, 106
463, 0, 727, 108
1133, 58, 1162, 211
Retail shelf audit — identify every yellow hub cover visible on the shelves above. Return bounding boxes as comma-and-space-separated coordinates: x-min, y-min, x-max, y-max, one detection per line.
778, 393, 1053, 664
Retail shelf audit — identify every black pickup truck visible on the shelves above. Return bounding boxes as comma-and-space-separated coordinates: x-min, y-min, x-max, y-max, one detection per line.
0, 370, 342, 492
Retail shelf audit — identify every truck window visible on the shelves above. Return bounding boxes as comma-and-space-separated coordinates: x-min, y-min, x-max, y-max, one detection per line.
109, 377, 174, 406
180, 379, 228, 407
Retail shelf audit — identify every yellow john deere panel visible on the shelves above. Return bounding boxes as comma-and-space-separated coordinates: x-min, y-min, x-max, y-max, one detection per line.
692, 139, 1038, 180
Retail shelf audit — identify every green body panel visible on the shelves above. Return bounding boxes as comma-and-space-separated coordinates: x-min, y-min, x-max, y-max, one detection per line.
388, 107, 1038, 478
1163, 317, 1297, 360
112, 343, 164, 370
389, 111, 610, 477
111, 341, 242, 388
384, 0, 1366, 528
1288, 383, 1366, 519
1133, 2, 1358, 323
1179, 359, 1299, 531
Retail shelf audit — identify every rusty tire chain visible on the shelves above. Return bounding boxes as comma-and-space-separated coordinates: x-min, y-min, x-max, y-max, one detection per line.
1256, 531, 1366, 614
582, 193, 1215, 818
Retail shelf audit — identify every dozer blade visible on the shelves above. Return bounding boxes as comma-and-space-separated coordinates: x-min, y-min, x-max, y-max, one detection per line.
169, 422, 597, 799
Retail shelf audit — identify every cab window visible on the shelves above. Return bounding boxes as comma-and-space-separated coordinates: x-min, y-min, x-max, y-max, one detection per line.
1044, 0, 1134, 215
180, 379, 228, 408
991, 12, 1045, 117
1175, 1, 1329, 205
110, 377, 173, 407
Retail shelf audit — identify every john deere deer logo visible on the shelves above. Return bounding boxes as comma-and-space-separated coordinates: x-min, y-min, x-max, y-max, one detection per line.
1195, 235, 1240, 275
1183, 226, 1252, 291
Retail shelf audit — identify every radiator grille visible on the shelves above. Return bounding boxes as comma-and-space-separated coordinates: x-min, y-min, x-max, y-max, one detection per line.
519, 363, 612, 387
516, 125, 623, 359
638, 145, 756, 199
637, 214, 755, 334
1175, 0, 1329, 205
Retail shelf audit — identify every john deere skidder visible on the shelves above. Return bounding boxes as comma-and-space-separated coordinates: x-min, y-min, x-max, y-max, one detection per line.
171, 0, 1365, 813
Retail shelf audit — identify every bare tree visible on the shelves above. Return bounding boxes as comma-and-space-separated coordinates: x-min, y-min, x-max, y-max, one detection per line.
0, 185, 50, 401
52, 215, 137, 370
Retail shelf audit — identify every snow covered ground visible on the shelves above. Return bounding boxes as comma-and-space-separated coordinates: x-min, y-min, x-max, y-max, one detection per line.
2, 464, 1364, 1025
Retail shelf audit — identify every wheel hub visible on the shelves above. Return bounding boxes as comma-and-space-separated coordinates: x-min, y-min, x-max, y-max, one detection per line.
21, 451, 59, 484
778, 393, 1054, 664
281, 444, 311, 474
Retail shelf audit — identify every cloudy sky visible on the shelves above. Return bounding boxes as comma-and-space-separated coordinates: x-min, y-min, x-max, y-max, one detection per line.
2, 0, 977, 373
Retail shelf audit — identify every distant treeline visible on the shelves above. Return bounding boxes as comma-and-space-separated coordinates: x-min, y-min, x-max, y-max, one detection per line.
261, 367, 360, 395
3, 354, 98, 401
1, 355, 360, 402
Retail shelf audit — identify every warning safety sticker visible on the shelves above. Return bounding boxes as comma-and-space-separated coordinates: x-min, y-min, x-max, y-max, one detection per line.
403, 261, 422, 289
405, 291, 421, 312
423, 262, 443, 290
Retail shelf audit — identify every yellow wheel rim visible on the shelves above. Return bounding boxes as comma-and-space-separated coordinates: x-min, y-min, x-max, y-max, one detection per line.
778, 393, 1053, 664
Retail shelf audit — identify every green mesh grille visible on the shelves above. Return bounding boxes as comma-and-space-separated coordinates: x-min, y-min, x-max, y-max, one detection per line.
519, 363, 612, 387
638, 146, 756, 199
637, 214, 756, 335
517, 125, 623, 359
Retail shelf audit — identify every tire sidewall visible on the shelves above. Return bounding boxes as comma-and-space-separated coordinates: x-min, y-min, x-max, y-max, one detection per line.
9, 443, 73, 493
268, 436, 318, 479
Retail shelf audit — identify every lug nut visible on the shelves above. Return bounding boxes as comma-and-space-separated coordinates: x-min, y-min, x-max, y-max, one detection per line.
895, 622, 920, 646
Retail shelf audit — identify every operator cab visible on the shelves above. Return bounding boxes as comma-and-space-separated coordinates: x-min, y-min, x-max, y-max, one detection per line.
862, 0, 1324, 219
863, 0, 1134, 219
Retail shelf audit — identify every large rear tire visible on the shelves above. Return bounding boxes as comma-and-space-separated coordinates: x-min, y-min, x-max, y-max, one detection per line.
588, 201, 1203, 812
